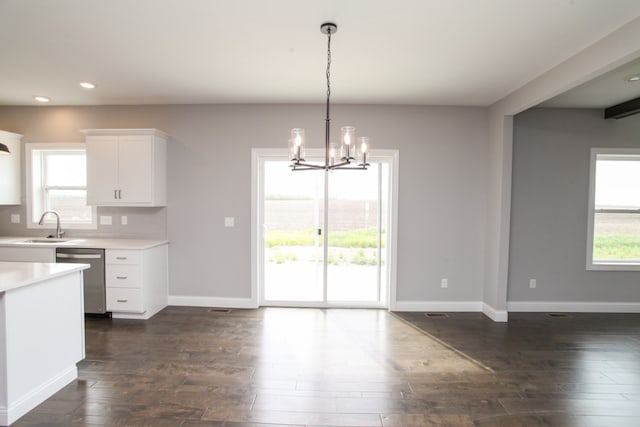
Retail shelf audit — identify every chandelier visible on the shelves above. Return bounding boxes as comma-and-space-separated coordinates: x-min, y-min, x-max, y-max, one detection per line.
289, 23, 369, 171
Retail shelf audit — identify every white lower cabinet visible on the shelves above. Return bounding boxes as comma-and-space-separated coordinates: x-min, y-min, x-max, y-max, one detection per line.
106, 288, 144, 313
105, 244, 168, 319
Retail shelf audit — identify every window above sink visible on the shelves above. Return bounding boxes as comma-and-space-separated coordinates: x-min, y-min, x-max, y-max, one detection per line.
25, 143, 97, 231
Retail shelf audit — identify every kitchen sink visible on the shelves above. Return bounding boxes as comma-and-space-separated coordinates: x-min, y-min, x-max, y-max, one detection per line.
15, 238, 74, 244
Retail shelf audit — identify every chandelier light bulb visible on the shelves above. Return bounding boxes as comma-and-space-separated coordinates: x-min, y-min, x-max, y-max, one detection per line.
329, 143, 337, 166
341, 126, 355, 160
290, 128, 305, 161
358, 136, 370, 167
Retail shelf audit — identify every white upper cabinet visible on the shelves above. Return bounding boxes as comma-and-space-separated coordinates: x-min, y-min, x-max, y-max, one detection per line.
82, 129, 168, 207
0, 130, 23, 205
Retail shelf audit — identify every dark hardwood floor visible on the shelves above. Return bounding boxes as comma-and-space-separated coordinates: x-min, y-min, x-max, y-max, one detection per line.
13, 307, 640, 426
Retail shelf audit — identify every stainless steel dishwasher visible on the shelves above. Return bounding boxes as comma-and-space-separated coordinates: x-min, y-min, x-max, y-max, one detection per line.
56, 248, 106, 314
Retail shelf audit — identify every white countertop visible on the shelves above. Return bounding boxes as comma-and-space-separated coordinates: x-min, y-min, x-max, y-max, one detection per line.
0, 261, 89, 293
0, 237, 169, 250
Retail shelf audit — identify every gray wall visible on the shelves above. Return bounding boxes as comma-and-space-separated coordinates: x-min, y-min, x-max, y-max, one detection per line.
0, 104, 488, 303
509, 108, 640, 303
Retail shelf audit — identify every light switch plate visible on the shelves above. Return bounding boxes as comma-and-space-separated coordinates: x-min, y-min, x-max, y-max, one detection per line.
224, 217, 235, 227
10, 214, 20, 223
100, 215, 113, 225
121, 216, 128, 225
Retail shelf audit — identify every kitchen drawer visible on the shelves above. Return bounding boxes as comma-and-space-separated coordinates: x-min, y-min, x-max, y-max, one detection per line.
106, 250, 141, 265
106, 265, 141, 287
106, 288, 144, 313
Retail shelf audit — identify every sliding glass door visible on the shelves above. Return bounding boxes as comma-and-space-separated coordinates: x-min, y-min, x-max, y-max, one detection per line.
256, 150, 394, 308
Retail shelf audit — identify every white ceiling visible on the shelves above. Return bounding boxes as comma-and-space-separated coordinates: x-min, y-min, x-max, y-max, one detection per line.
1, 0, 640, 107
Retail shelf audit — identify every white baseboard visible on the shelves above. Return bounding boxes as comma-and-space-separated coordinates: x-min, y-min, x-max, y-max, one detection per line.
482, 303, 509, 322
508, 301, 640, 313
168, 295, 258, 309
112, 303, 166, 320
391, 300, 508, 322
0, 366, 77, 426
392, 300, 484, 312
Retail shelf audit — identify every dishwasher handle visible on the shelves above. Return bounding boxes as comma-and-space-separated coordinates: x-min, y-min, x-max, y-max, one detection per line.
56, 253, 103, 259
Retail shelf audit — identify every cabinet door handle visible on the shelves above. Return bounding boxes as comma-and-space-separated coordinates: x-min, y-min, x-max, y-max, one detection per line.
114, 189, 118, 199
116, 299, 128, 303
116, 257, 127, 260
118, 189, 122, 199
116, 276, 127, 280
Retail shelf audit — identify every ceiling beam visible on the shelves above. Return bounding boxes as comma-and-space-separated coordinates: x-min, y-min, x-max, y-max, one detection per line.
604, 97, 640, 119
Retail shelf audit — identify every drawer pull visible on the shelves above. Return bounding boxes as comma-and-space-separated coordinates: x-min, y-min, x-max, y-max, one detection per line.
116, 257, 127, 260
116, 276, 128, 280
117, 299, 128, 303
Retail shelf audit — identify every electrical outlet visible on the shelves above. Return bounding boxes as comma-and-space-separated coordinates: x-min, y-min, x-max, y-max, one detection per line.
224, 217, 235, 227
100, 215, 112, 225
121, 216, 128, 225
529, 279, 537, 289
10, 214, 20, 223
441, 278, 448, 289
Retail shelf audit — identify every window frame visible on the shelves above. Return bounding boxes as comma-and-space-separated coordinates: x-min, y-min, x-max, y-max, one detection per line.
25, 142, 97, 231
587, 147, 640, 271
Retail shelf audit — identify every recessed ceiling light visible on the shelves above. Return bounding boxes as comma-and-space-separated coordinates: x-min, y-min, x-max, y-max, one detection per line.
625, 74, 640, 82
80, 82, 96, 89
33, 95, 51, 103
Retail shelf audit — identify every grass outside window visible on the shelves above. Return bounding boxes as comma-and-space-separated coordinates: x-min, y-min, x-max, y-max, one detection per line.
593, 234, 640, 261
266, 228, 385, 266
266, 227, 385, 249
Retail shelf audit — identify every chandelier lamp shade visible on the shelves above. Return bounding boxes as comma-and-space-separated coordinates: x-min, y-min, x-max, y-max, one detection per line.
289, 23, 370, 171
0, 142, 10, 155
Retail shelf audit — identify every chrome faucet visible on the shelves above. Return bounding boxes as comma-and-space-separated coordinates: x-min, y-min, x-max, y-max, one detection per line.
38, 210, 64, 239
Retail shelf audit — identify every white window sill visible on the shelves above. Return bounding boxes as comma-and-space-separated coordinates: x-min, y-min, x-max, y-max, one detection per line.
588, 261, 640, 271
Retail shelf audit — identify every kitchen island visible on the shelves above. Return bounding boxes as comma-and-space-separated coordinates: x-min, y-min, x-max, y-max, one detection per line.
0, 262, 88, 426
